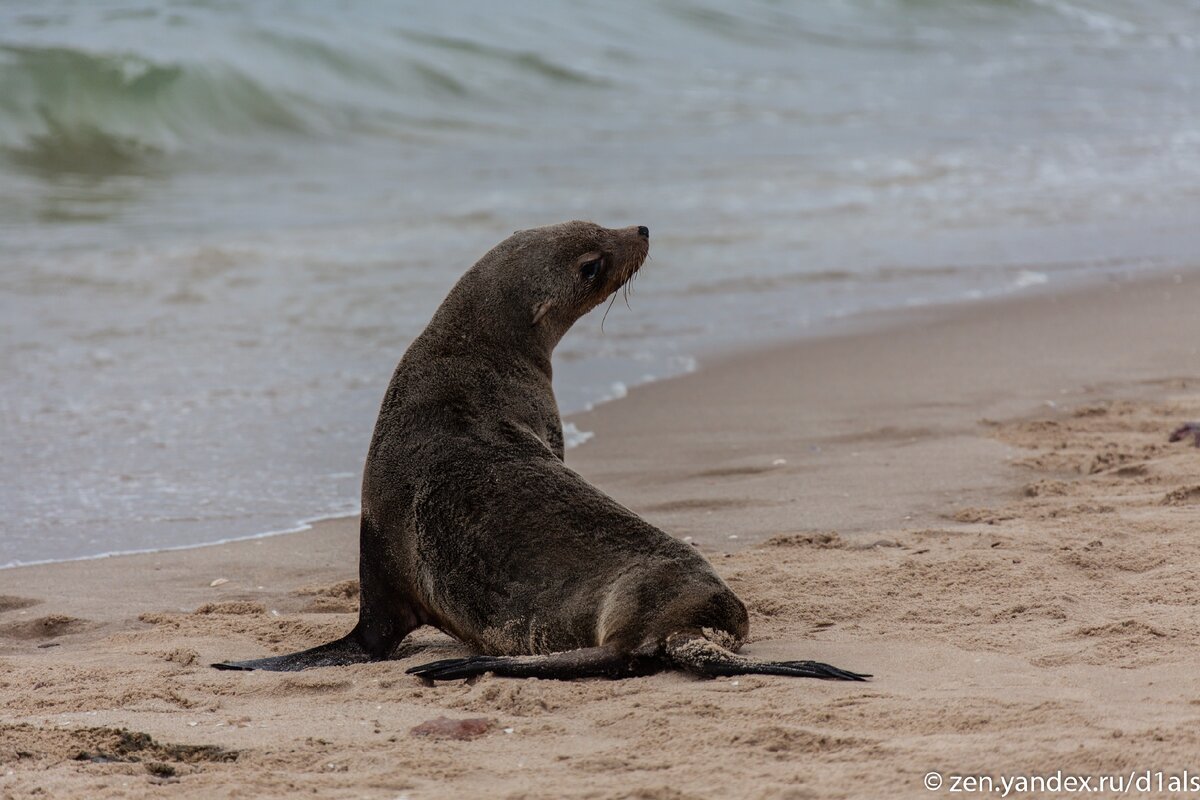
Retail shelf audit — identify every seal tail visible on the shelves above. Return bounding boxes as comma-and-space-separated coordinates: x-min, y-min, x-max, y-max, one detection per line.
212, 622, 380, 672
664, 633, 870, 681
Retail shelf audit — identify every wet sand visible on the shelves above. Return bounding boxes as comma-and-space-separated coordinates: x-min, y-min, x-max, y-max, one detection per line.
2, 271, 1199, 798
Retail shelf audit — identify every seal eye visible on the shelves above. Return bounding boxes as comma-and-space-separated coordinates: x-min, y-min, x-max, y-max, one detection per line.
579, 258, 602, 281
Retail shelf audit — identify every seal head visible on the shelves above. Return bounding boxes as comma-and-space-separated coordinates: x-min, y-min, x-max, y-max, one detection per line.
428, 220, 649, 356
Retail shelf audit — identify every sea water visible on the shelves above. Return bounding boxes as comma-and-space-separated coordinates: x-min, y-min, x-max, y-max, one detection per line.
3, 0, 1200, 565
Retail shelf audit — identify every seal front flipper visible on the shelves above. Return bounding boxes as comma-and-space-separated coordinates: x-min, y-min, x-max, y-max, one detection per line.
664, 633, 870, 682
214, 517, 421, 672
211, 608, 415, 672
212, 628, 376, 672
406, 647, 662, 682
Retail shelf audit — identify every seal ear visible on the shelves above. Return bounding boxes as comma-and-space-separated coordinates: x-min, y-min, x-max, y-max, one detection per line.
531, 299, 554, 327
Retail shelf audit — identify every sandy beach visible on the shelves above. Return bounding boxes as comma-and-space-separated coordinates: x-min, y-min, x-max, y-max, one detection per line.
3, 270, 1200, 799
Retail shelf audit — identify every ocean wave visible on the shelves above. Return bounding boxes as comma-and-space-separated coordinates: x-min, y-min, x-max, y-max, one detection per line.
0, 44, 309, 175
395, 29, 609, 88
0, 24, 613, 178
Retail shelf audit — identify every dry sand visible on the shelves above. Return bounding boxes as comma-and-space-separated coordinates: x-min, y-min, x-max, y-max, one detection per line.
2, 271, 1200, 799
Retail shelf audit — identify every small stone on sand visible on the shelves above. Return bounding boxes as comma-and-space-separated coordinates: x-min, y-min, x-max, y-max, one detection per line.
410, 716, 494, 740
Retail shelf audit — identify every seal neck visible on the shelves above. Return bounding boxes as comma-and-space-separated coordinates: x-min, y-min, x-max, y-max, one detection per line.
428, 264, 565, 367
420, 299, 557, 383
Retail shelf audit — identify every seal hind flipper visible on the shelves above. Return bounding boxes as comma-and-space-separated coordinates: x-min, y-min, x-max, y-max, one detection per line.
405, 638, 869, 683
406, 647, 661, 682
664, 634, 870, 682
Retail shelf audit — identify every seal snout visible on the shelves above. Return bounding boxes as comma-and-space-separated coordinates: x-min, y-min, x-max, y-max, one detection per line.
617, 226, 650, 291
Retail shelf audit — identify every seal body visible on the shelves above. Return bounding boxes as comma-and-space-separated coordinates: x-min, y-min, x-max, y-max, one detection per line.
216, 222, 866, 682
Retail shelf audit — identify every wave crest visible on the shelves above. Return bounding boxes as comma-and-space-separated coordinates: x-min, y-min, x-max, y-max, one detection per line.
0, 45, 308, 175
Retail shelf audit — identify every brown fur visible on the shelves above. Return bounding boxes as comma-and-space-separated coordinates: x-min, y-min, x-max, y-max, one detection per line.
214, 221, 867, 682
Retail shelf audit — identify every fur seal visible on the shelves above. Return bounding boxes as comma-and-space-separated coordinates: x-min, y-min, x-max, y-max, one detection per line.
214, 221, 868, 682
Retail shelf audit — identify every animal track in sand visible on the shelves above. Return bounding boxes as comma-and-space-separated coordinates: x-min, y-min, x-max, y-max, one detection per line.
0, 595, 40, 613
294, 579, 359, 599
294, 580, 360, 613
1162, 485, 1200, 506
951, 507, 1016, 525
819, 425, 935, 445
693, 465, 776, 478
193, 601, 267, 615
1061, 619, 1174, 667
0, 723, 237, 766
0, 614, 92, 640
641, 497, 758, 513
300, 596, 359, 613
731, 724, 866, 757
271, 676, 353, 696
763, 531, 843, 548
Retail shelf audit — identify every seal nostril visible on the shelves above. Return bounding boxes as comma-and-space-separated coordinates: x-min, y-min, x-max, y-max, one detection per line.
637, 226, 649, 238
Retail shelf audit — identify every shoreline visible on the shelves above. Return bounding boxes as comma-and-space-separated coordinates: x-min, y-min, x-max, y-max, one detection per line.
5, 261, 1189, 571
571, 264, 1200, 547
0, 512, 354, 573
